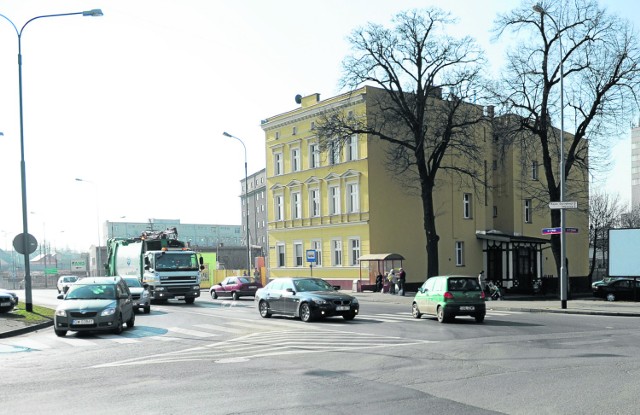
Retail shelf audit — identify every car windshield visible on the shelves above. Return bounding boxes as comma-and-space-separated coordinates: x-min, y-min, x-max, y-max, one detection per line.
63, 276, 77, 283
293, 278, 333, 292
66, 284, 116, 300
238, 277, 252, 284
124, 278, 141, 288
448, 278, 480, 291
155, 253, 198, 271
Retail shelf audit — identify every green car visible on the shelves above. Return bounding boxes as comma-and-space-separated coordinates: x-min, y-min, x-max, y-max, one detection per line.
412, 275, 486, 323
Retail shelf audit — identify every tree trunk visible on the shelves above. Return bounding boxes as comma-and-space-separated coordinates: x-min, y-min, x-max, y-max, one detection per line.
421, 180, 439, 278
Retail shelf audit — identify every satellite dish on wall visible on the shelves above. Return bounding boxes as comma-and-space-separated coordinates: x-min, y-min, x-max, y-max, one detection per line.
295, 94, 302, 104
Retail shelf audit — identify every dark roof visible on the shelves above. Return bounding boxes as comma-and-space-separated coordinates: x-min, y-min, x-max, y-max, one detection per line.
476, 231, 550, 244
357, 253, 405, 262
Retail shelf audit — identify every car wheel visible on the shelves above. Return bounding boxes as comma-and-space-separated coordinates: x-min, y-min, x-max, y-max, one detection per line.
606, 293, 616, 302
475, 313, 485, 323
126, 311, 135, 329
232, 292, 239, 301
258, 300, 271, 318
300, 303, 313, 322
437, 306, 447, 323
185, 297, 195, 304
144, 305, 150, 314
113, 313, 123, 335
411, 303, 422, 319
211, 290, 218, 300
54, 329, 67, 337
343, 311, 356, 321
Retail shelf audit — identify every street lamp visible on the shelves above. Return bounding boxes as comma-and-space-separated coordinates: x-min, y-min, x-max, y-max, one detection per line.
75, 178, 102, 276
533, 3, 568, 309
0, 9, 103, 311
222, 132, 251, 274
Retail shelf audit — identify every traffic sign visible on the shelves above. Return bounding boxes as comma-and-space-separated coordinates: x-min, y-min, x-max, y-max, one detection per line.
542, 227, 562, 235
549, 201, 578, 209
306, 249, 317, 263
565, 227, 579, 233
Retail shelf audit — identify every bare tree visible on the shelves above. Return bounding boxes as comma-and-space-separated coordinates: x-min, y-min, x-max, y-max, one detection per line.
619, 203, 640, 228
316, 8, 488, 278
588, 190, 623, 280
493, 0, 640, 278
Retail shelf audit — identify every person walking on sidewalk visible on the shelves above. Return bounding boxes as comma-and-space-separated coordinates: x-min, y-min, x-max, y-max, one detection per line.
397, 268, 406, 296
387, 269, 396, 294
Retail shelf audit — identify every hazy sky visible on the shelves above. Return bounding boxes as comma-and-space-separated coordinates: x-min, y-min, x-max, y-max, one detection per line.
0, 0, 636, 251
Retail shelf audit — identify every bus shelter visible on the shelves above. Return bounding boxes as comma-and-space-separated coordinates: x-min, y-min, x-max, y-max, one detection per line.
356, 253, 405, 292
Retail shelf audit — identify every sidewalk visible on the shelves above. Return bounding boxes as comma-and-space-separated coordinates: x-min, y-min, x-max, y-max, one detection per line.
2, 291, 640, 339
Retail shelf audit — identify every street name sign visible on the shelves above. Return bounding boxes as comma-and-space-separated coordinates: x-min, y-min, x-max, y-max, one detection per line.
565, 227, 579, 233
549, 201, 578, 209
542, 227, 562, 235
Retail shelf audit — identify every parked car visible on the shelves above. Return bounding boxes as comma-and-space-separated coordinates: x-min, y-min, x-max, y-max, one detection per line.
53, 276, 135, 337
210, 276, 262, 300
255, 277, 359, 322
123, 277, 151, 314
57, 275, 79, 294
412, 275, 486, 323
0, 289, 18, 306
0, 290, 18, 313
593, 277, 640, 302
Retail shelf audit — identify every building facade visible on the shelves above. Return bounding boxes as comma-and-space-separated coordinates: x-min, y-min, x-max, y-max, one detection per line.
261, 87, 589, 292
241, 168, 268, 264
632, 121, 640, 208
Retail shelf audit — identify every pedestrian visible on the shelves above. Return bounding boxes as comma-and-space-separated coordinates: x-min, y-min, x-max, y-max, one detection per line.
478, 271, 486, 295
398, 267, 406, 296
387, 269, 396, 294
375, 274, 384, 293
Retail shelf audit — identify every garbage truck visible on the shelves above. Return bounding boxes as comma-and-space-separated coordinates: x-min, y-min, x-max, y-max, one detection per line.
106, 227, 204, 304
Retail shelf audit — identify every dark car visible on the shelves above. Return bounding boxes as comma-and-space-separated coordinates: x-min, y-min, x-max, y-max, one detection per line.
593, 278, 640, 302
255, 277, 359, 322
210, 276, 262, 301
0, 290, 18, 313
54, 276, 135, 337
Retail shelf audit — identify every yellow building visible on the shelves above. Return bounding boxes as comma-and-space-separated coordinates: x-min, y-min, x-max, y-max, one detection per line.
261, 86, 589, 293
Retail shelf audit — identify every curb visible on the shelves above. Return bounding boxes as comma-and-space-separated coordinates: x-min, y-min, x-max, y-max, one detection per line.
0, 319, 53, 339
486, 306, 640, 317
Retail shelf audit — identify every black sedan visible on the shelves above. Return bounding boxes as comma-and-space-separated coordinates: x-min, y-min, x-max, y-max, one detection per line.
0, 290, 18, 313
255, 277, 359, 322
593, 277, 640, 302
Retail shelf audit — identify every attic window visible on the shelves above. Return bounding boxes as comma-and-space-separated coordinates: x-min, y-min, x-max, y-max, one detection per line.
310, 121, 316, 130
292, 126, 297, 135
275, 131, 280, 140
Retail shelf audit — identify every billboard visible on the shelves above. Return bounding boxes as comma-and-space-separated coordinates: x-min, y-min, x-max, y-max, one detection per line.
609, 228, 640, 277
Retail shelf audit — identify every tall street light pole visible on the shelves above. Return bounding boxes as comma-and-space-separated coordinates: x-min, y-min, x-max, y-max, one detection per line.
222, 132, 251, 274
533, 3, 568, 309
75, 178, 103, 276
0, 9, 103, 312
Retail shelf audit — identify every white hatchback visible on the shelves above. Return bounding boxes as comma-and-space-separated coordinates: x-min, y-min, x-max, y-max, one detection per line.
57, 275, 79, 294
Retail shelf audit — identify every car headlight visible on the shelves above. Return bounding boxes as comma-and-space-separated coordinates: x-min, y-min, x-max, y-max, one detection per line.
155, 287, 165, 291
312, 298, 327, 305
101, 307, 116, 317
55, 309, 67, 317
192, 285, 200, 291
351, 297, 359, 304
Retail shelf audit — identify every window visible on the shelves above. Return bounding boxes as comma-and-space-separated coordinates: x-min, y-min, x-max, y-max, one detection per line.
524, 199, 532, 223
329, 185, 341, 215
329, 140, 340, 165
275, 132, 280, 140
493, 206, 498, 218
277, 244, 285, 267
310, 188, 321, 217
311, 240, 322, 266
291, 148, 301, 172
294, 242, 303, 266
292, 126, 297, 136
531, 161, 538, 180
455, 241, 464, 266
332, 239, 342, 266
348, 134, 358, 161
309, 143, 320, 168
463, 193, 472, 219
349, 238, 360, 266
275, 195, 284, 221
347, 183, 359, 213
274, 152, 283, 176
291, 191, 301, 219
310, 121, 316, 130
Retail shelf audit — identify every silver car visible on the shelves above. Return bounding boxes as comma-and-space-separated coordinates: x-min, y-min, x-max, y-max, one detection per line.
54, 277, 135, 337
123, 277, 151, 314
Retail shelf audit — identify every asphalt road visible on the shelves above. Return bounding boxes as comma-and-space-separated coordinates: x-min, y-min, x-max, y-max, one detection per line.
2, 292, 639, 414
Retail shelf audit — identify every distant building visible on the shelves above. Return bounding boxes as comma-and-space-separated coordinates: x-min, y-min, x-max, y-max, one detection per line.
104, 218, 242, 249
631, 121, 640, 208
241, 168, 268, 264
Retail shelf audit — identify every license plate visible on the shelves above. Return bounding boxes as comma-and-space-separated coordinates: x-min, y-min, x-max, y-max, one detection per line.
249, 286, 257, 289
176, 296, 185, 300
0, 301, 11, 307
336, 306, 350, 311
460, 306, 475, 311
72, 319, 94, 325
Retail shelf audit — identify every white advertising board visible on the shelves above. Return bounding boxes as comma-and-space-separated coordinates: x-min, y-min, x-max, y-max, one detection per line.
609, 228, 640, 277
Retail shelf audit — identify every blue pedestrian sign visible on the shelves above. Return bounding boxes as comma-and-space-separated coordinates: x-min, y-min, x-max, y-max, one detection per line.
306, 249, 317, 263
